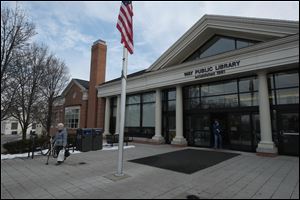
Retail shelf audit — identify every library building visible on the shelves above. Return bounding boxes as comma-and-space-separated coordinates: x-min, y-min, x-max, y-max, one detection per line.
53, 15, 299, 156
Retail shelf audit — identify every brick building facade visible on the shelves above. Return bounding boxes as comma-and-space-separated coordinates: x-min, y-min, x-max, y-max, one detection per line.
51, 40, 107, 136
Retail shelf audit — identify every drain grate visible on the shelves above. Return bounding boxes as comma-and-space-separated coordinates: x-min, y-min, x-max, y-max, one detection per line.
78, 162, 87, 165
186, 195, 200, 199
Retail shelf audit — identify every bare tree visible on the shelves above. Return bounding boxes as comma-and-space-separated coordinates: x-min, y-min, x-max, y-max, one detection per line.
37, 55, 70, 135
10, 44, 47, 141
1, 3, 36, 120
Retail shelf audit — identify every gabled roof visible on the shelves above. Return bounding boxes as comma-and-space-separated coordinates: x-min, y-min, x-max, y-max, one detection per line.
146, 15, 299, 72
73, 79, 89, 90
101, 70, 146, 85
61, 78, 89, 97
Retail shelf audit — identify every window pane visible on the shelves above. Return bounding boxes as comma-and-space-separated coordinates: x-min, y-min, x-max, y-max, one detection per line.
143, 93, 155, 103
274, 71, 299, 88
168, 100, 176, 111
127, 95, 140, 104
64, 107, 80, 128
185, 85, 200, 98
11, 122, 18, 130
239, 78, 257, 92
239, 92, 258, 107
236, 40, 255, 49
201, 94, 238, 108
168, 90, 176, 100
142, 103, 155, 127
125, 105, 140, 127
280, 113, 299, 133
276, 88, 299, 104
185, 98, 201, 110
201, 81, 237, 96
200, 37, 235, 58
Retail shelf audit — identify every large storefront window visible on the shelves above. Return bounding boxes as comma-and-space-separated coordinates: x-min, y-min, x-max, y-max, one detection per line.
64, 106, 80, 128
125, 92, 155, 138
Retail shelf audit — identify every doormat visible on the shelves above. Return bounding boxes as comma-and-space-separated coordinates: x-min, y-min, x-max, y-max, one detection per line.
129, 149, 239, 174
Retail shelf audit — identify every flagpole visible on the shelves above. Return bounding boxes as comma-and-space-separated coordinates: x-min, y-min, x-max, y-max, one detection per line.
116, 46, 128, 176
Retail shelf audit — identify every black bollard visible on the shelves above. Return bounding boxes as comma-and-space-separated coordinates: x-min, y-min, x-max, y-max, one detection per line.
30, 130, 36, 159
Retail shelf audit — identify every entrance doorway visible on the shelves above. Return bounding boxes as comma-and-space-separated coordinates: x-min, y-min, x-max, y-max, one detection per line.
277, 110, 299, 156
186, 111, 259, 152
210, 113, 229, 149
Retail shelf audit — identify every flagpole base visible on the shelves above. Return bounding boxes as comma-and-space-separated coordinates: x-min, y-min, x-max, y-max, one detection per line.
115, 173, 124, 177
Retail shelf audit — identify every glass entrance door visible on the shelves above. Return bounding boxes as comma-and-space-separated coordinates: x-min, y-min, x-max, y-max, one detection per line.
277, 111, 299, 156
192, 115, 211, 147
228, 113, 256, 152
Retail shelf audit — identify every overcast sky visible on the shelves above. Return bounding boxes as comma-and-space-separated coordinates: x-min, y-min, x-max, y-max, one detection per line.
4, 1, 299, 81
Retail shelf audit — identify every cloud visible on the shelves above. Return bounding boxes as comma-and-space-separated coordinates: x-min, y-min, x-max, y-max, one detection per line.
4, 1, 299, 82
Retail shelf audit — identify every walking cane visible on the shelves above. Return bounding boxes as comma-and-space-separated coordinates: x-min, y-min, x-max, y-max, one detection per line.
45, 138, 53, 165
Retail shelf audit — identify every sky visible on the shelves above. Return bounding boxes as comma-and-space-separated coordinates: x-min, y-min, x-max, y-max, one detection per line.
3, 1, 299, 82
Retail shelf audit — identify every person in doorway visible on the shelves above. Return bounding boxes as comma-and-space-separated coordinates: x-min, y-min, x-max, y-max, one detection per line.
213, 120, 222, 149
54, 123, 68, 165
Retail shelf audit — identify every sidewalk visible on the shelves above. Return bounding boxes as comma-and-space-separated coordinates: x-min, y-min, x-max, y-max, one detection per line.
1, 143, 299, 199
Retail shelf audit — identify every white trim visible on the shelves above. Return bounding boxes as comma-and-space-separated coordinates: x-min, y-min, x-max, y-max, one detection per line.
98, 34, 298, 97
146, 15, 298, 72
64, 106, 81, 129
61, 79, 88, 97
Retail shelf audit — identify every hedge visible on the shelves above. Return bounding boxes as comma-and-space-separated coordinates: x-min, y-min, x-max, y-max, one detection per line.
3, 136, 48, 154
3, 134, 77, 154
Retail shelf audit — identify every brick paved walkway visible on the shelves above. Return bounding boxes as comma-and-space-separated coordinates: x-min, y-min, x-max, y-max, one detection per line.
1, 143, 299, 199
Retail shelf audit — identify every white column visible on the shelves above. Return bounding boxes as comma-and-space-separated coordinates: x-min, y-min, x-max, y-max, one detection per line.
103, 97, 111, 136
115, 95, 121, 135
152, 89, 165, 143
256, 71, 277, 154
171, 85, 187, 145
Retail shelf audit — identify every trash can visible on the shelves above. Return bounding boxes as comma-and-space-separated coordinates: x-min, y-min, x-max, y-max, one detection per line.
92, 128, 103, 150
76, 128, 93, 152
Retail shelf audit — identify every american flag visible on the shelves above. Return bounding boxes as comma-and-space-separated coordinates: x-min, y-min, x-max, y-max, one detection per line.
117, 1, 134, 54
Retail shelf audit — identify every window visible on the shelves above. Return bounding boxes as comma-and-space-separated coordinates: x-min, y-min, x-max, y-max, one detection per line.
238, 77, 258, 107
184, 77, 258, 110
142, 103, 155, 127
64, 107, 80, 128
125, 92, 155, 138
32, 123, 36, 129
125, 93, 155, 127
201, 80, 237, 96
125, 104, 140, 127
269, 70, 299, 105
11, 122, 18, 130
200, 37, 235, 59
142, 93, 155, 127
184, 35, 258, 63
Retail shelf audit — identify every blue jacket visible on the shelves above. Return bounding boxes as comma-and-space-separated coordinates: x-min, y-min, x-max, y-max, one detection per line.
213, 123, 221, 135
54, 128, 68, 147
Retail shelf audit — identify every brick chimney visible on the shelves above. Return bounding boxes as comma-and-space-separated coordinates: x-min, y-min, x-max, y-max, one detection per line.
87, 39, 107, 128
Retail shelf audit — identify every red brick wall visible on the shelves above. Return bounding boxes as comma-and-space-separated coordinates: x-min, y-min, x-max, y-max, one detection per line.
64, 84, 83, 107
87, 41, 107, 128
51, 83, 89, 136
96, 97, 106, 129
